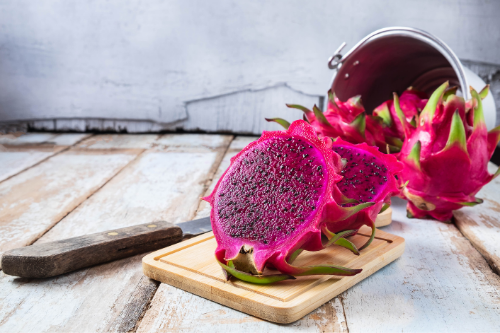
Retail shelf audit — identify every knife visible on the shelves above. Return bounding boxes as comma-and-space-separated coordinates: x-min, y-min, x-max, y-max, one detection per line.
1, 217, 212, 279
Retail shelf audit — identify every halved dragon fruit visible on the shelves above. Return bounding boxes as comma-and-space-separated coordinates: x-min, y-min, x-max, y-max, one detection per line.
267, 115, 404, 251
328, 139, 403, 249
203, 120, 375, 284
397, 82, 500, 221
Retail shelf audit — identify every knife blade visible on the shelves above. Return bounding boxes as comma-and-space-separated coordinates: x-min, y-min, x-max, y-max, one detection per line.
1, 217, 212, 279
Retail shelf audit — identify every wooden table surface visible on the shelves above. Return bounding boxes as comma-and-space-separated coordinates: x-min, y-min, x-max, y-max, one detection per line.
0, 133, 499, 333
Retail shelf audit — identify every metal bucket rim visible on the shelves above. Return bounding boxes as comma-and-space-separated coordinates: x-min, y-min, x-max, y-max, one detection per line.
332, 26, 470, 99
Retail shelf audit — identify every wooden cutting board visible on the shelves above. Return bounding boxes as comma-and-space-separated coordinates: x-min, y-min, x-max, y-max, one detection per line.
142, 224, 404, 324
374, 206, 392, 227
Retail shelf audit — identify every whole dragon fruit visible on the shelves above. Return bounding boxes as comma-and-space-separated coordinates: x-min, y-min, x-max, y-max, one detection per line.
267, 90, 389, 151
372, 89, 428, 149
397, 82, 500, 221
203, 120, 403, 283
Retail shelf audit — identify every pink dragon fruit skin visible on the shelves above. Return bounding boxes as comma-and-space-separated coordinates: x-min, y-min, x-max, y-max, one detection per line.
398, 82, 500, 222
203, 120, 375, 284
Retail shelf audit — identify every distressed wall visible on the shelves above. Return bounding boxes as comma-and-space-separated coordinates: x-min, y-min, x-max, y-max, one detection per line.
0, 0, 499, 134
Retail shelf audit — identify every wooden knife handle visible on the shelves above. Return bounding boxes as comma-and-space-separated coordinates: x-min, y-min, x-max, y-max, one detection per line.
1, 221, 182, 278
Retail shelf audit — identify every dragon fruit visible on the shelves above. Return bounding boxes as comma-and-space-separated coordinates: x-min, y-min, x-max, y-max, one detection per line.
267, 90, 389, 151
328, 139, 403, 247
268, 88, 431, 154
372, 89, 428, 149
266, 118, 403, 249
397, 82, 500, 221
203, 120, 377, 284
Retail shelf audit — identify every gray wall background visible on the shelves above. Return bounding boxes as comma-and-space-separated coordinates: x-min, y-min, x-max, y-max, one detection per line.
0, 0, 499, 134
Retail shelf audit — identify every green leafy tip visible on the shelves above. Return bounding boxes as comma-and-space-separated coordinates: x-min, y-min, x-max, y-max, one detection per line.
375, 104, 392, 127
323, 228, 360, 255
286, 104, 313, 117
399, 180, 409, 190
393, 93, 407, 131
339, 194, 359, 205
313, 105, 332, 127
292, 265, 362, 276
409, 116, 417, 127
349, 95, 363, 109
380, 203, 390, 213
339, 202, 375, 221
288, 249, 303, 264
358, 222, 376, 251
386, 136, 404, 149
479, 85, 490, 99
350, 113, 366, 135
421, 81, 449, 124
443, 86, 458, 101
218, 260, 295, 285
494, 166, 500, 180
280, 260, 362, 277
334, 238, 360, 255
470, 87, 485, 129
328, 90, 340, 109
445, 110, 467, 152
458, 198, 483, 207
406, 140, 421, 169
265, 118, 290, 129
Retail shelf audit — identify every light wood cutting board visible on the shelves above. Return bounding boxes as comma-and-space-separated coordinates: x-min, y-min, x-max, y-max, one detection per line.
142, 224, 404, 324
374, 206, 392, 227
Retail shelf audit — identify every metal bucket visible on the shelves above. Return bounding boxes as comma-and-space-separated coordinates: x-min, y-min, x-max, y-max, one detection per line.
327, 27, 496, 130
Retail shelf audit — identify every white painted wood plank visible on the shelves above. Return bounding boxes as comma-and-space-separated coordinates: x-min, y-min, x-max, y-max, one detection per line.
454, 162, 500, 275
0, 148, 140, 259
340, 197, 500, 333
77, 134, 160, 149
139, 135, 349, 333
137, 284, 348, 333
0, 133, 92, 182
155, 134, 238, 150
0, 133, 58, 145
0, 149, 63, 183
0, 134, 233, 333
0, 254, 146, 333
40, 135, 233, 242
50, 133, 92, 146
0, 133, 90, 146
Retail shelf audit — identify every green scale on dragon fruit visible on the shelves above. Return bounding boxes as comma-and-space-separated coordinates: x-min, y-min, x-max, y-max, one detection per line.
203, 120, 379, 284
